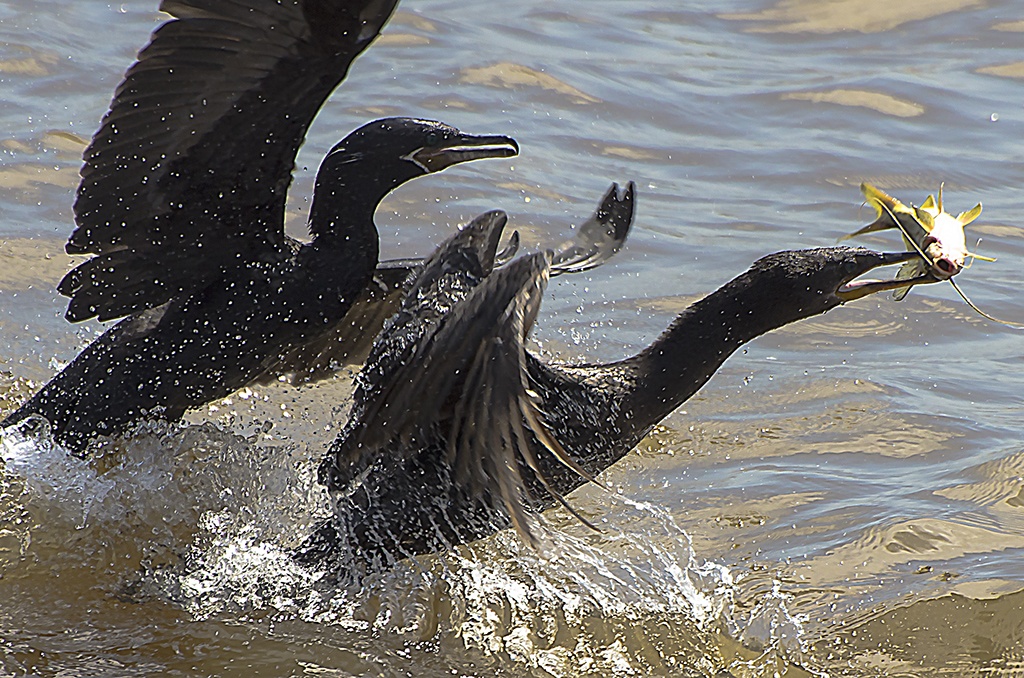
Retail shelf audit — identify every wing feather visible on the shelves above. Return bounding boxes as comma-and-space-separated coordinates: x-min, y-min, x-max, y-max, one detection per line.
63, 0, 399, 321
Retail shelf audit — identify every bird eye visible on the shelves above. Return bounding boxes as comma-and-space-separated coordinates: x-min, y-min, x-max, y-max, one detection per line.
426, 132, 440, 146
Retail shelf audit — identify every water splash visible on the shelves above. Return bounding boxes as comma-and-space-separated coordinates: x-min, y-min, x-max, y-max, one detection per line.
0, 415, 819, 675
162, 470, 745, 675
1, 416, 117, 529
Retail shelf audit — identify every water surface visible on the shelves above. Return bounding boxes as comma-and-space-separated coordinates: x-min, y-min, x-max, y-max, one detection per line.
1, 0, 1023, 675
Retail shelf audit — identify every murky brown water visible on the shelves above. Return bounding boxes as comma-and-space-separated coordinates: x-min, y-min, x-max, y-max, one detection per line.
2, 0, 1024, 675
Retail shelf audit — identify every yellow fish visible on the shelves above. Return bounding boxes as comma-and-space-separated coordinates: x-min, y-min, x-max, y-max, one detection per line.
842, 183, 990, 300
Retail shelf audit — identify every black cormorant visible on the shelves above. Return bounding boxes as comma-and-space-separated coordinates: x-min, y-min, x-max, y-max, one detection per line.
300, 187, 929, 568
2, 0, 519, 451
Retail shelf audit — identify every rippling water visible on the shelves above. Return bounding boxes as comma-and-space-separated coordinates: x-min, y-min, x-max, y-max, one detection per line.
2, 0, 1024, 675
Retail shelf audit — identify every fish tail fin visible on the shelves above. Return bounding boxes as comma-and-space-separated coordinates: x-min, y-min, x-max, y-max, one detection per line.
846, 183, 910, 239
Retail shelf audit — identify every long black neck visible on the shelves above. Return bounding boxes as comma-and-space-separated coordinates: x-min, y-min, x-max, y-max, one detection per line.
284, 158, 398, 322
540, 268, 808, 475
612, 272, 790, 439
308, 156, 417, 244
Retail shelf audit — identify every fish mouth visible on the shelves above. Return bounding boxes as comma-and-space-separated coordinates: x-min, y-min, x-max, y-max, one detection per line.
411, 134, 519, 172
836, 250, 937, 302
922, 237, 964, 279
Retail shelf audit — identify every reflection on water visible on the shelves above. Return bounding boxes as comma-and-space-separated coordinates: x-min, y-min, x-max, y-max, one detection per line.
780, 89, 925, 118
460, 63, 601, 104
2, 0, 1024, 675
722, 0, 985, 34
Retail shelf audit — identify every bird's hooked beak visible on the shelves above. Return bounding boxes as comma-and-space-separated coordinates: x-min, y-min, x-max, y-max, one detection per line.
407, 134, 519, 172
456, 210, 512, 275
836, 250, 938, 302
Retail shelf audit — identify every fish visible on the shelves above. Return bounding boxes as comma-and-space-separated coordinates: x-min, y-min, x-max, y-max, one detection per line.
842, 183, 990, 300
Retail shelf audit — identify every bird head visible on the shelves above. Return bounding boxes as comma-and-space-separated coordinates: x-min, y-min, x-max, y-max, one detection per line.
310, 118, 518, 239
743, 246, 924, 324
322, 117, 518, 187
404, 209, 512, 309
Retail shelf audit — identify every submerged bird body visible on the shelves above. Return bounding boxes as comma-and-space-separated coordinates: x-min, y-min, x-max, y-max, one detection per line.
302, 232, 924, 568
4, 0, 519, 452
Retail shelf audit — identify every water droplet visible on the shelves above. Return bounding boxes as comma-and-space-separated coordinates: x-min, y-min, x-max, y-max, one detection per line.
990, 112, 1000, 122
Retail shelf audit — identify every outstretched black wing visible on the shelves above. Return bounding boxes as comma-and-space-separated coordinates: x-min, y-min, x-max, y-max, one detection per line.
339, 252, 595, 546
62, 0, 399, 322
550, 181, 635, 275
326, 183, 635, 546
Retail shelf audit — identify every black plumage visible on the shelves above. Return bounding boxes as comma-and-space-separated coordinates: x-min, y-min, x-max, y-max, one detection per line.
4, 1, 519, 451
299, 196, 924, 568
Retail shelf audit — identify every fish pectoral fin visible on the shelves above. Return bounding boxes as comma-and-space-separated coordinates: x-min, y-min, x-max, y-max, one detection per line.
891, 260, 925, 301
913, 205, 935, 229
921, 193, 937, 213
957, 203, 983, 226
895, 260, 924, 281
